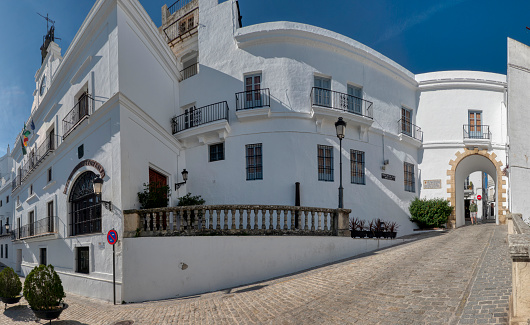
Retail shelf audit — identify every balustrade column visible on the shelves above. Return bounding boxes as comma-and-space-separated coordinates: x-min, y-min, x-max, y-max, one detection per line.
269, 209, 274, 230
261, 209, 267, 230
208, 209, 213, 230
317, 212, 322, 230
223, 209, 228, 230
254, 208, 259, 229
239, 209, 244, 230
304, 211, 309, 230
291, 209, 296, 230
231, 209, 236, 230
247, 209, 252, 230
276, 209, 281, 230
311, 211, 315, 231
283, 210, 289, 230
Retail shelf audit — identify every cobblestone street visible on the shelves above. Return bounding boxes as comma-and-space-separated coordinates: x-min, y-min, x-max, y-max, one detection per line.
0, 224, 511, 325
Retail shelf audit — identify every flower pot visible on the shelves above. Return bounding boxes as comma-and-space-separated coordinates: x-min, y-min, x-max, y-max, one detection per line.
1, 295, 22, 305
31, 302, 68, 321
351, 230, 366, 238
390, 232, 397, 239
374, 231, 383, 238
367, 231, 374, 238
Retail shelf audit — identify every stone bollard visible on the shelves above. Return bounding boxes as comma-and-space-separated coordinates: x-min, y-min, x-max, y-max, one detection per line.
333, 209, 351, 237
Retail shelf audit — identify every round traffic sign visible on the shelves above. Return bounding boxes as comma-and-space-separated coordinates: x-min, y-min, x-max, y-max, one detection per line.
477, 195, 482, 200
107, 229, 118, 245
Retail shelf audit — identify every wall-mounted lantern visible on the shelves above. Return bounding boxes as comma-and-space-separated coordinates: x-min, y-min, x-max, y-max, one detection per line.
175, 169, 188, 190
93, 176, 112, 211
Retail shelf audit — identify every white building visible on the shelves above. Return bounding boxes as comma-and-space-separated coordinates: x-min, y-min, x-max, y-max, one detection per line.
0, 0, 522, 302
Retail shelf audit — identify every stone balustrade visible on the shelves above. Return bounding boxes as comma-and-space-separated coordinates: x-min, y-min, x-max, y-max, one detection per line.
507, 213, 530, 324
123, 205, 351, 238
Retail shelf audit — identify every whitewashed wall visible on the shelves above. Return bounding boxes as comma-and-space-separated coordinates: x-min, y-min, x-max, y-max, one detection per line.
122, 236, 404, 302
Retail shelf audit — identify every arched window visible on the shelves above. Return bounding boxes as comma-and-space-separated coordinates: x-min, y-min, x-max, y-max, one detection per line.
70, 171, 101, 236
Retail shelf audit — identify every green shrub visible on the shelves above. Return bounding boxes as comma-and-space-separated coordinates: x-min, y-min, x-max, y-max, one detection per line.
177, 193, 205, 206
0, 267, 22, 298
138, 181, 171, 209
23, 265, 65, 310
409, 197, 453, 228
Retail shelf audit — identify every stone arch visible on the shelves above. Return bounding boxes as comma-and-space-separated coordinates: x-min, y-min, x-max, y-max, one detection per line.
446, 148, 507, 228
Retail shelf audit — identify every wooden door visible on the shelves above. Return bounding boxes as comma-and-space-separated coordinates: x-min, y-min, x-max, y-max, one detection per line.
469, 111, 482, 138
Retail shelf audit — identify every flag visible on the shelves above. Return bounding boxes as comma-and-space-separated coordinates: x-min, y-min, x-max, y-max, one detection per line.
20, 136, 26, 155
30, 120, 35, 131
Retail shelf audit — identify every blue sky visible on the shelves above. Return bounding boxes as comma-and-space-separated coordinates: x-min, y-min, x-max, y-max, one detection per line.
0, 0, 529, 157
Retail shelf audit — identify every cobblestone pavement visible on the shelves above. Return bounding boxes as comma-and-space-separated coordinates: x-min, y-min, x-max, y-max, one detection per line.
0, 224, 511, 325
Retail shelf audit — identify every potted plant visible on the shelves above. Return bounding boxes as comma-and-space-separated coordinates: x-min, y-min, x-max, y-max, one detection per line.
349, 218, 366, 238
386, 221, 400, 239
0, 266, 23, 310
373, 218, 385, 238
367, 220, 375, 238
23, 264, 67, 322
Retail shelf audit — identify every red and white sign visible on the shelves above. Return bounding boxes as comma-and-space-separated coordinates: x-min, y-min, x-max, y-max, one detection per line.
477, 195, 482, 200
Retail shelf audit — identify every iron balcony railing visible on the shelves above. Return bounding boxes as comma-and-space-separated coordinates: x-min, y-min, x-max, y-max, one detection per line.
463, 124, 490, 140
163, 7, 198, 44
63, 94, 92, 140
12, 216, 57, 241
172, 101, 229, 134
20, 134, 56, 182
310, 87, 373, 119
398, 119, 423, 142
12, 173, 21, 192
235, 89, 271, 111
167, 0, 194, 15
181, 63, 198, 81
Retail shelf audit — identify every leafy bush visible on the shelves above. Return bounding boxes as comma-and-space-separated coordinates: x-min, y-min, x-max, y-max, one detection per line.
0, 267, 22, 298
138, 181, 171, 209
409, 197, 453, 228
177, 193, 205, 206
23, 265, 65, 310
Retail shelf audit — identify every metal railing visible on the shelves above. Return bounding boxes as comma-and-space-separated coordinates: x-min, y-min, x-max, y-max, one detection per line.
12, 216, 57, 240
163, 7, 198, 44
310, 87, 373, 119
167, 0, 194, 15
63, 94, 92, 140
235, 89, 271, 111
172, 101, 229, 134
12, 174, 21, 192
398, 119, 423, 142
20, 134, 55, 182
181, 63, 198, 80
463, 124, 490, 140
123, 205, 352, 237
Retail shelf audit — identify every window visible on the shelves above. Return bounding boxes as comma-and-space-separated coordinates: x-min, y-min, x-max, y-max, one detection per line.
29, 184, 33, 196
5, 244, 7, 259
182, 56, 198, 80
209, 143, 225, 162
48, 167, 52, 182
244, 73, 262, 109
351, 150, 365, 185
16, 196, 19, 206
70, 171, 101, 236
0, 200, 2, 207
29, 211, 35, 237
48, 128, 55, 151
47, 201, 54, 233
313, 76, 331, 107
76, 247, 89, 274
401, 107, 412, 136
347, 85, 363, 114
246, 144, 263, 180
78, 144, 84, 159
404, 162, 415, 192
1, 245, 3, 258
468, 111, 482, 138
6, 195, 9, 203
318, 145, 334, 181
40, 248, 47, 265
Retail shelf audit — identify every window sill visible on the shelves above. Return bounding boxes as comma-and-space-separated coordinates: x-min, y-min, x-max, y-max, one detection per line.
43, 180, 56, 191
26, 193, 37, 202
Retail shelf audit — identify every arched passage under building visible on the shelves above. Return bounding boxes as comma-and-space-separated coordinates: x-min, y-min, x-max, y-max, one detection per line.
447, 148, 506, 228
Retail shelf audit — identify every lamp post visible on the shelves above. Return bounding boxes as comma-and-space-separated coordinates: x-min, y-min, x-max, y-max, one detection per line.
335, 117, 346, 209
93, 176, 112, 211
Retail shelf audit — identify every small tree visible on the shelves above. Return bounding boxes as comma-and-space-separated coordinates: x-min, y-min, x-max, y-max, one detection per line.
409, 197, 453, 228
0, 267, 22, 298
23, 264, 65, 310
137, 181, 171, 209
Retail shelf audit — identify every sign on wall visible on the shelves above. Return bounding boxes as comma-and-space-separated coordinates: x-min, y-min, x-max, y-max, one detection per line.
423, 179, 442, 189
381, 173, 395, 181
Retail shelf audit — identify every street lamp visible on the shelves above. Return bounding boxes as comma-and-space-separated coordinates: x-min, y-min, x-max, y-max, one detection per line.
93, 176, 112, 211
335, 117, 346, 209
175, 169, 189, 190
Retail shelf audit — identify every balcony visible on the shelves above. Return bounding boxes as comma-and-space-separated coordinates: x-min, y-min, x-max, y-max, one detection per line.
11, 174, 21, 192
163, 6, 198, 45
180, 63, 198, 81
12, 216, 57, 241
398, 119, 423, 146
171, 101, 231, 146
167, 0, 195, 15
63, 94, 92, 140
311, 88, 374, 136
463, 124, 491, 149
20, 134, 55, 183
235, 89, 271, 121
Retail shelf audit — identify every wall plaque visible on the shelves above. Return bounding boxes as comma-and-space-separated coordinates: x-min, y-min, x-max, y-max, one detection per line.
423, 179, 442, 189
381, 173, 395, 181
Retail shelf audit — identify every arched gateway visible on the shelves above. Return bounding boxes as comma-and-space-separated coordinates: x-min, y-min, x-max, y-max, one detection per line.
446, 148, 507, 228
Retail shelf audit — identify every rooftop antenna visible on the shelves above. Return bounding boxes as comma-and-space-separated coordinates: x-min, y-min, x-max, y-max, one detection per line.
527, 26, 530, 31
37, 13, 61, 64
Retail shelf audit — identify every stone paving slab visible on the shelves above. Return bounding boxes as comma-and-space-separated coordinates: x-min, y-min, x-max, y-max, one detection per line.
0, 224, 511, 325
